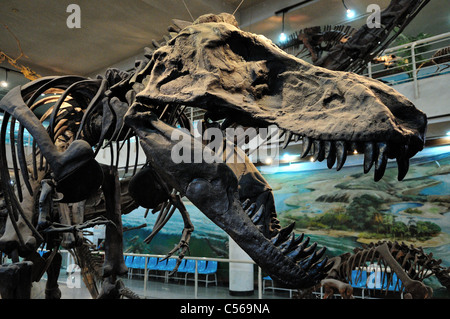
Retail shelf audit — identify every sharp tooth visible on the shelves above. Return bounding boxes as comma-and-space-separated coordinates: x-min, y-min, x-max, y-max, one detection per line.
313, 140, 325, 162
297, 242, 317, 265
289, 237, 311, 261
279, 129, 286, 139
325, 141, 336, 169
245, 202, 257, 217
324, 141, 332, 158
294, 134, 301, 142
301, 136, 312, 158
281, 233, 305, 254
241, 198, 251, 210
374, 142, 388, 181
282, 131, 293, 149
335, 141, 347, 171
280, 233, 296, 253
251, 205, 265, 224
309, 255, 330, 274
396, 145, 410, 181
364, 142, 375, 174
272, 222, 295, 246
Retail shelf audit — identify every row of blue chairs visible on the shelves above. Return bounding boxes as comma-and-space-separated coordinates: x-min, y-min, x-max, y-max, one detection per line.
349, 270, 404, 298
124, 256, 218, 287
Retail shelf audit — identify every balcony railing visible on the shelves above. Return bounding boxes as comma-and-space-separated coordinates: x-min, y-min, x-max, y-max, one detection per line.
363, 32, 450, 98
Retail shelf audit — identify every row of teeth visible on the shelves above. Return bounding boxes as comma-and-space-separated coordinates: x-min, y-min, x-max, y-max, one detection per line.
279, 130, 410, 182
202, 117, 409, 181
241, 199, 331, 275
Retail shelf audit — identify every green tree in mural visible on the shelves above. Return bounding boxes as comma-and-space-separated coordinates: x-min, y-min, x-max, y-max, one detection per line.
346, 194, 384, 231
416, 221, 441, 239
392, 221, 409, 239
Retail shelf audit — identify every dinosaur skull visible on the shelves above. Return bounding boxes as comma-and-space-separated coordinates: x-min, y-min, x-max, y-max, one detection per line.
135, 13, 427, 180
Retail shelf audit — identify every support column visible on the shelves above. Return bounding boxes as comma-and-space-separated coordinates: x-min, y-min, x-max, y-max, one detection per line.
228, 236, 254, 296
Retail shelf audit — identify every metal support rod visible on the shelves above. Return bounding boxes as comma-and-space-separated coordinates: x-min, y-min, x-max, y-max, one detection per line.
411, 42, 419, 99
367, 62, 372, 78
194, 260, 198, 299
258, 266, 262, 299
143, 256, 148, 297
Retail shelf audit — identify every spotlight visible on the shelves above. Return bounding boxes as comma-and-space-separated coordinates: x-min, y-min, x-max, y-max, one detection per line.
279, 11, 287, 43
447, 131, 450, 136
283, 153, 296, 162
265, 158, 273, 165
346, 9, 355, 18
1, 69, 9, 88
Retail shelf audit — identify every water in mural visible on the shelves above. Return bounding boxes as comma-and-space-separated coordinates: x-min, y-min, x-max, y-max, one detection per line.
260, 144, 450, 296
122, 144, 450, 295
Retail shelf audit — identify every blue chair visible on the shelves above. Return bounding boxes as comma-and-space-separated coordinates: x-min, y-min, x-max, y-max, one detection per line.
186, 260, 207, 285
387, 273, 404, 297
166, 258, 177, 271
183, 259, 196, 285
184, 259, 196, 273
199, 261, 218, 287
156, 258, 167, 271
147, 257, 162, 279
138, 257, 147, 270
148, 258, 167, 280
124, 255, 134, 268
263, 276, 273, 293
162, 258, 177, 282
350, 270, 368, 288
147, 257, 158, 270
177, 259, 187, 272
197, 260, 207, 273
349, 270, 368, 298
130, 256, 146, 278
124, 255, 134, 279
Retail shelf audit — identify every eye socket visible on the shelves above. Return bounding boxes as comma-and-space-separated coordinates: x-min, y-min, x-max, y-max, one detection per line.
177, 60, 184, 72
153, 50, 168, 61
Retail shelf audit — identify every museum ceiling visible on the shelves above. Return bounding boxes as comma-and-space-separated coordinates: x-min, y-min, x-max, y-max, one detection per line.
0, 0, 448, 77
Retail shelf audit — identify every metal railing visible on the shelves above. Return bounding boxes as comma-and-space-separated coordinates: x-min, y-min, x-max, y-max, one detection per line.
122, 252, 267, 299
363, 32, 450, 98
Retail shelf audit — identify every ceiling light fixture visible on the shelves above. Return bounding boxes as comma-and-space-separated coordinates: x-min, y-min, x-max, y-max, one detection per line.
346, 9, 356, 18
0, 69, 8, 88
342, 0, 355, 19
279, 11, 287, 43
275, 1, 316, 44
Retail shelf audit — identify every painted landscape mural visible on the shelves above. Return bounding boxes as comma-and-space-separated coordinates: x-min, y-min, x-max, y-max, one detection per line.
122, 144, 450, 296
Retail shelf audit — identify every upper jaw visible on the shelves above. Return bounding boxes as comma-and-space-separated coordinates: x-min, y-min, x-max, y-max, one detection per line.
134, 19, 427, 180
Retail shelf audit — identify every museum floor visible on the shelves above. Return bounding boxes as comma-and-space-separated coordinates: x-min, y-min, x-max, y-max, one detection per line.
31, 273, 291, 300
